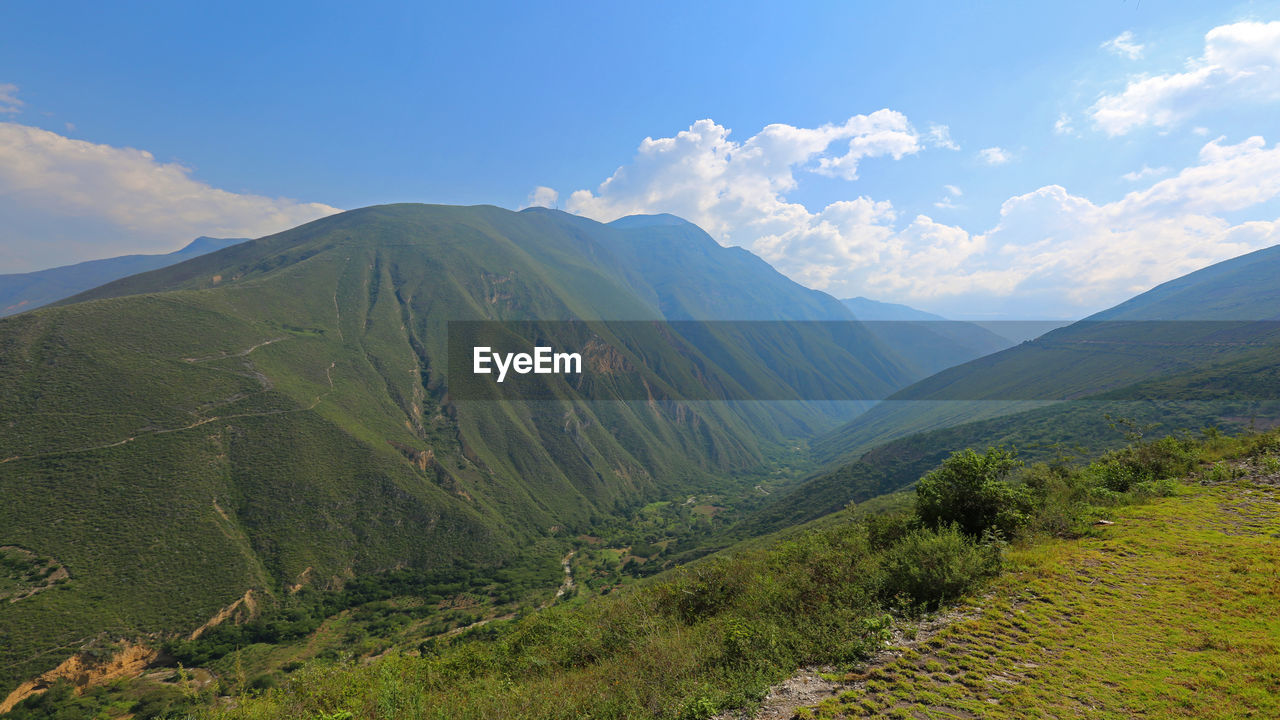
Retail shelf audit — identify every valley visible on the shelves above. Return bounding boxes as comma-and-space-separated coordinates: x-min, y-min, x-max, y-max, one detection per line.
1, 204, 1278, 719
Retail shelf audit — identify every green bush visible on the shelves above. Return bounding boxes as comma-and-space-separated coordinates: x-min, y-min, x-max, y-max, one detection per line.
864, 511, 918, 551
915, 447, 1032, 539
878, 524, 1000, 609
1089, 435, 1198, 492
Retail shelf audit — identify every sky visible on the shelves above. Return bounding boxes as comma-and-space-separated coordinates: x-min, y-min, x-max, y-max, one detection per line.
3, 1, 1280, 318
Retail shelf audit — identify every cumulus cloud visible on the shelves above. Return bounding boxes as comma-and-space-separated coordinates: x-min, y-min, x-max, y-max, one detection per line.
1091, 21, 1280, 136
0, 84, 22, 114
0, 122, 341, 272
561, 116, 1280, 317
978, 146, 1012, 165
521, 186, 559, 209
1102, 31, 1145, 60
1054, 113, 1076, 136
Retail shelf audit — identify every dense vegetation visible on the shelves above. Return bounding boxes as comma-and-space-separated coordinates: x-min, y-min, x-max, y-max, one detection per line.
1, 204, 930, 696
57, 427, 1253, 720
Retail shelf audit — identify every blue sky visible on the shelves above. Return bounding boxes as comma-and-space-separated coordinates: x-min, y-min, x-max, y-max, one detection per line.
3, 0, 1280, 318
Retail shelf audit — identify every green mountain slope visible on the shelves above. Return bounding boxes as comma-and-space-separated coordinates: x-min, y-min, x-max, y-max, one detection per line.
0, 237, 247, 317
813, 244, 1280, 466
0, 203, 914, 697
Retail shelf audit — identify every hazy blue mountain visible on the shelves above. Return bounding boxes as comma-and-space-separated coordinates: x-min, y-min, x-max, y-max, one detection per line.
0, 236, 247, 317
840, 296, 946, 321
839, 297, 1015, 378
812, 243, 1280, 466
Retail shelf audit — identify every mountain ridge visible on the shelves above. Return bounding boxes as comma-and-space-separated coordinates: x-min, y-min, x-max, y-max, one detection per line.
0, 236, 247, 317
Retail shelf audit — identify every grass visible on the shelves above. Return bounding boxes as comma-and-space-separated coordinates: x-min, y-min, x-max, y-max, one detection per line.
6, 430, 1276, 719
169, 431, 1275, 720
806, 466, 1280, 718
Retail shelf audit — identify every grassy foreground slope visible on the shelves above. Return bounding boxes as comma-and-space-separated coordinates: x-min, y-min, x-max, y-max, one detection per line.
114, 431, 1273, 720
803, 466, 1280, 719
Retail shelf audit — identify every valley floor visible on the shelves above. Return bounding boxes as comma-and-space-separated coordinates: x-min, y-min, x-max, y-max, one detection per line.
769, 471, 1280, 719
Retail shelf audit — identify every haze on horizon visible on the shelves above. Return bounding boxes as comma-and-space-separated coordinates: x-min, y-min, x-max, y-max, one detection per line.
2, 0, 1280, 319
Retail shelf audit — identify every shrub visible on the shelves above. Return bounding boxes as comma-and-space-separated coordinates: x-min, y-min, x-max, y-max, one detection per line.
864, 511, 918, 551
915, 447, 1032, 539
1089, 435, 1198, 491
878, 525, 1000, 609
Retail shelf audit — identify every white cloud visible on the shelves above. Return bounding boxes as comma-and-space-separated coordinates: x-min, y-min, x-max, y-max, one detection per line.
1091, 21, 1280, 136
934, 184, 963, 209
0, 122, 341, 272
521, 186, 559, 209
1102, 31, 1145, 60
1121, 164, 1169, 182
563, 117, 1280, 317
565, 112, 923, 238
927, 123, 959, 150
1054, 113, 1076, 136
978, 146, 1012, 165
0, 84, 22, 114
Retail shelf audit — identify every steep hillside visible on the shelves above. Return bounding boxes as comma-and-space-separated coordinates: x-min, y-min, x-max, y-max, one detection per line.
814, 243, 1280, 466
0, 237, 246, 317
0, 204, 913, 697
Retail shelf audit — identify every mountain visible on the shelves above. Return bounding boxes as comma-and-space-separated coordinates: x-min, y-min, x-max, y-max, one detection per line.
840, 296, 946, 321
839, 297, 1014, 378
747, 245, 1280, 532
0, 204, 918, 696
812, 243, 1280, 467
0, 237, 248, 317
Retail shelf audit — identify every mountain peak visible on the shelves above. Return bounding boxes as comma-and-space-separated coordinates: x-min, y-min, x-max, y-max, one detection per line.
607, 213, 695, 229
177, 236, 248, 255
841, 296, 947, 321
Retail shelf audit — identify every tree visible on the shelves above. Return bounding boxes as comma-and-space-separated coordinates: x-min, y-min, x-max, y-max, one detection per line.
914, 447, 1031, 539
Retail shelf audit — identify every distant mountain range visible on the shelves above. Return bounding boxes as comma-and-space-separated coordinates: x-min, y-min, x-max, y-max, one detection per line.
742, 243, 1280, 533
0, 236, 248, 316
840, 296, 1015, 378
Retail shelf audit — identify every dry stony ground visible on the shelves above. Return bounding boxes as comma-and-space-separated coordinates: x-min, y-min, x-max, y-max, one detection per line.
740, 467, 1280, 720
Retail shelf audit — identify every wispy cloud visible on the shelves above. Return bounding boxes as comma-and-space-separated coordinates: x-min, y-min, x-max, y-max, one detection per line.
0, 122, 341, 272
978, 146, 1012, 165
1054, 113, 1076, 136
934, 184, 964, 209
927, 123, 959, 150
1092, 21, 1280, 136
1121, 164, 1169, 182
1102, 31, 1145, 60
0, 84, 23, 114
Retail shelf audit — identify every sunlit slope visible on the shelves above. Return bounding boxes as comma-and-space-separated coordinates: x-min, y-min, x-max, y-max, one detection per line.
0, 203, 915, 696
